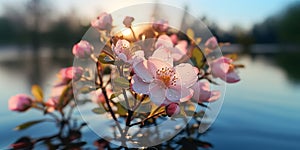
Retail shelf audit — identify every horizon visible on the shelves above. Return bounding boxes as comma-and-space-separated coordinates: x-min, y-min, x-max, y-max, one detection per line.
0, 0, 298, 31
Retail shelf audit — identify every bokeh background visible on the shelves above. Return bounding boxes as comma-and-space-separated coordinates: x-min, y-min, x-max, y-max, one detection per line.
0, 0, 299, 149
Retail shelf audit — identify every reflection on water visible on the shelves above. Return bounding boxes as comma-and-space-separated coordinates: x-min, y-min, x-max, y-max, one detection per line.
0, 49, 300, 149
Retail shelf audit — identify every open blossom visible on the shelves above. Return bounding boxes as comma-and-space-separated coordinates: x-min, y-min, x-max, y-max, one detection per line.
191, 81, 221, 103
91, 12, 113, 31
210, 57, 240, 83
165, 103, 180, 117
72, 40, 94, 58
131, 48, 198, 105
8, 94, 32, 112
58, 67, 84, 82
205, 36, 218, 50
123, 16, 134, 28
155, 35, 188, 61
153, 19, 168, 32
113, 39, 145, 65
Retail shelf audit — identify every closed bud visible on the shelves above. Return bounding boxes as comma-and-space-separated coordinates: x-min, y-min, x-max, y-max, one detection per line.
166, 103, 180, 117
8, 94, 32, 112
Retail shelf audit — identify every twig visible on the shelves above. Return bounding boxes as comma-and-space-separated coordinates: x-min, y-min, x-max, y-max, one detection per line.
129, 111, 165, 127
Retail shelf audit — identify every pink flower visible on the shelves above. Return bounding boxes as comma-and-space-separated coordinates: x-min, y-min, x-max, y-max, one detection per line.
191, 81, 220, 103
131, 48, 198, 105
123, 16, 134, 28
8, 94, 32, 112
205, 36, 218, 50
72, 40, 94, 58
113, 39, 145, 65
58, 67, 83, 82
210, 57, 240, 83
91, 12, 113, 31
165, 103, 180, 117
45, 97, 59, 112
152, 19, 168, 32
155, 35, 188, 61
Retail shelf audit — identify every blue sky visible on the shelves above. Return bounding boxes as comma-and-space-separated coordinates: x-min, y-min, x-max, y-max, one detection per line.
0, 0, 297, 30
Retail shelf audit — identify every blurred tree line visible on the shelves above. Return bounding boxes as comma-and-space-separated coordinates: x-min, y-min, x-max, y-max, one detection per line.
0, 0, 88, 50
198, 2, 300, 46
0, 0, 299, 50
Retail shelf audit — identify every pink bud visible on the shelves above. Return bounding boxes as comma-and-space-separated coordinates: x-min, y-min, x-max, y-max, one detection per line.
205, 36, 218, 50
123, 16, 134, 28
191, 81, 221, 103
59, 67, 83, 82
166, 103, 180, 117
72, 40, 93, 58
210, 57, 240, 83
91, 12, 113, 31
11, 137, 33, 149
153, 19, 168, 32
8, 94, 32, 112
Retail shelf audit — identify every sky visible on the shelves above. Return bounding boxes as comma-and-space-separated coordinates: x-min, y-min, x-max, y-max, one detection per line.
0, 0, 298, 31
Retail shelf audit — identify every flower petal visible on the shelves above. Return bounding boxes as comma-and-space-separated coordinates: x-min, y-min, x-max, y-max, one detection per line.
131, 75, 150, 94
151, 47, 173, 65
175, 63, 198, 88
223, 71, 240, 83
149, 80, 166, 105
133, 60, 154, 83
155, 35, 173, 49
180, 88, 194, 102
207, 91, 221, 102
147, 57, 173, 78
167, 86, 190, 102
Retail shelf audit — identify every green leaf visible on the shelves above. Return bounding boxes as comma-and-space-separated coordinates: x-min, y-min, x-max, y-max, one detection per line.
149, 104, 165, 117
14, 119, 47, 130
187, 28, 195, 39
92, 106, 107, 114
115, 102, 128, 116
98, 53, 115, 64
195, 37, 202, 44
31, 85, 43, 102
79, 86, 94, 94
58, 84, 72, 109
191, 47, 205, 69
113, 77, 129, 89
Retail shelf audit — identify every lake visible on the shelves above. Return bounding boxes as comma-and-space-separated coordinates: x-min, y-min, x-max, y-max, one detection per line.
0, 47, 299, 149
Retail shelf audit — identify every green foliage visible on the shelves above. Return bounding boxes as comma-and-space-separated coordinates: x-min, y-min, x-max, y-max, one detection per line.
31, 85, 43, 102
113, 77, 129, 89
14, 119, 47, 130
98, 53, 115, 64
191, 47, 205, 69
92, 106, 107, 114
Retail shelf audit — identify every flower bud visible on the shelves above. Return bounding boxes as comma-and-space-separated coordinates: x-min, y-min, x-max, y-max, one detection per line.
72, 40, 93, 58
166, 103, 180, 117
210, 57, 240, 83
205, 36, 218, 50
152, 19, 168, 32
59, 67, 83, 82
45, 97, 59, 112
8, 94, 32, 112
91, 12, 113, 31
123, 16, 134, 28
11, 137, 33, 149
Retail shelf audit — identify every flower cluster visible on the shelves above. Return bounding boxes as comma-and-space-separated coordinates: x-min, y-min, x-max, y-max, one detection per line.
70, 12, 243, 120
8, 11, 244, 149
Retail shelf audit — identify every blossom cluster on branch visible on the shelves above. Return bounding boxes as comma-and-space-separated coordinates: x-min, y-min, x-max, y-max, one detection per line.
7, 11, 244, 149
